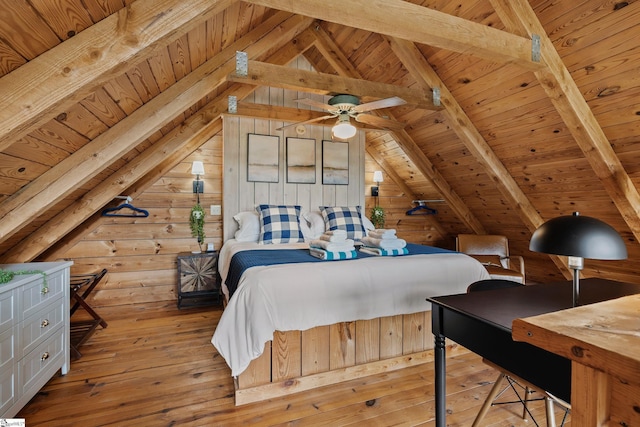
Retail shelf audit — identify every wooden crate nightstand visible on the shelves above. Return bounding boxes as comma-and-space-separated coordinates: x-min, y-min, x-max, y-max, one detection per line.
176, 252, 221, 309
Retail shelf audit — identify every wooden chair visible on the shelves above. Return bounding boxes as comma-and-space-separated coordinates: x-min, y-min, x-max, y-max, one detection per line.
467, 279, 570, 427
456, 234, 525, 283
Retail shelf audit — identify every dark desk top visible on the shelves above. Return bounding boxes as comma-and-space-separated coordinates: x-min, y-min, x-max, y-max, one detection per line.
428, 278, 640, 333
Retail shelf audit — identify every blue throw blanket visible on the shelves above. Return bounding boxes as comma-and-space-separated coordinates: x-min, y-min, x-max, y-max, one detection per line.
226, 243, 454, 297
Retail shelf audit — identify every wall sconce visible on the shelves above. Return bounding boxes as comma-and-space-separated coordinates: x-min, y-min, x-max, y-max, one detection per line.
371, 170, 383, 197
332, 114, 357, 139
191, 161, 205, 194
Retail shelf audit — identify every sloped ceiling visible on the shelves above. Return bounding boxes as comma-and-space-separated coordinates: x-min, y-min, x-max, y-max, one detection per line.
0, 0, 639, 283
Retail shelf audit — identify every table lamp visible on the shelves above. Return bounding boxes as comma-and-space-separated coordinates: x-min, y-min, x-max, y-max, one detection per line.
529, 212, 627, 306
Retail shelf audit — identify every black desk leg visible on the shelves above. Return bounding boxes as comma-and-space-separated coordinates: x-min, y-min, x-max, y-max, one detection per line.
434, 332, 446, 427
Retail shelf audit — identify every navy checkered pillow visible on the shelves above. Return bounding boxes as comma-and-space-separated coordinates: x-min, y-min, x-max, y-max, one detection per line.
320, 206, 367, 241
256, 205, 305, 244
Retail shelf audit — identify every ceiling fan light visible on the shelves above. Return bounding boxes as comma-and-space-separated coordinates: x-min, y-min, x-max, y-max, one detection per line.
332, 115, 357, 139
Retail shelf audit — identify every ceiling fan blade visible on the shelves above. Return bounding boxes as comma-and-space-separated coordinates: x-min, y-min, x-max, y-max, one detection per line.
276, 114, 336, 131
354, 113, 406, 131
352, 96, 406, 113
294, 98, 334, 111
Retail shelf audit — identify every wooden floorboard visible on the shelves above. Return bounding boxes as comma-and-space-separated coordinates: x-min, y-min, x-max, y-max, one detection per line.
17, 302, 571, 426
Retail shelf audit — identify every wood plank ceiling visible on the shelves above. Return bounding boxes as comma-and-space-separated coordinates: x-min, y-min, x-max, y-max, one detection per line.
0, 0, 639, 285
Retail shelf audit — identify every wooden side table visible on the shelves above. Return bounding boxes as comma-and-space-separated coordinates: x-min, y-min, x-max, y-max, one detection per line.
176, 251, 221, 308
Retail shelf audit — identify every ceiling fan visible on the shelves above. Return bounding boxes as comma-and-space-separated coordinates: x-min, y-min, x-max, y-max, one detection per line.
277, 94, 407, 138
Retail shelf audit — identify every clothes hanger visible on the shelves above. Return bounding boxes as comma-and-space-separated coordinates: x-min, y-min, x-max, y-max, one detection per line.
101, 196, 149, 217
406, 200, 439, 216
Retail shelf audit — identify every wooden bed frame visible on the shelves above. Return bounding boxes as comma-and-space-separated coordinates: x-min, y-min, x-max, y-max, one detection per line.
234, 309, 456, 405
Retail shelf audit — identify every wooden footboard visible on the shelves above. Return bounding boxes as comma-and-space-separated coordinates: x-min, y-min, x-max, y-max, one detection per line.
234, 310, 455, 405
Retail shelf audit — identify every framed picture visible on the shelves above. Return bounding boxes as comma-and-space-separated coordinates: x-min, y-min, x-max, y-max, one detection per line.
322, 140, 349, 185
286, 137, 316, 184
247, 134, 279, 182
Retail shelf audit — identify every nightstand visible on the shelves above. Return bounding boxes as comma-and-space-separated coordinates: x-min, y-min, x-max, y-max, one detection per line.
176, 252, 221, 308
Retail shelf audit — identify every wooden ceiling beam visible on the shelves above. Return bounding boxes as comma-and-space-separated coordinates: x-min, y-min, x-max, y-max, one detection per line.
233, 102, 332, 123
230, 102, 378, 130
490, 0, 640, 246
387, 35, 570, 277
309, 24, 487, 235
243, 0, 544, 70
0, 0, 238, 152
227, 59, 440, 110
0, 12, 314, 245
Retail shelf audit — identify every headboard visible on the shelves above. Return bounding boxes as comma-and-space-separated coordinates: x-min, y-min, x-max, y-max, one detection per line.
222, 115, 366, 242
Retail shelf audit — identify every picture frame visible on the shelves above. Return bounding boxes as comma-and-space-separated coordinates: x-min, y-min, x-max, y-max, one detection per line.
247, 134, 279, 182
286, 137, 316, 184
322, 140, 349, 185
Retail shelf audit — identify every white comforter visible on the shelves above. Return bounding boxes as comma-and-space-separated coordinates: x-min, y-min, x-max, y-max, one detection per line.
211, 240, 490, 377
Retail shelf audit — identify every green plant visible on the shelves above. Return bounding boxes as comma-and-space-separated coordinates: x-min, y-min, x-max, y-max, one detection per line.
189, 204, 206, 249
370, 206, 385, 229
0, 269, 48, 292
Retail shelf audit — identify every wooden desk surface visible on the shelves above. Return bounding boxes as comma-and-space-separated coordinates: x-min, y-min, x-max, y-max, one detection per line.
513, 293, 640, 426
513, 292, 640, 385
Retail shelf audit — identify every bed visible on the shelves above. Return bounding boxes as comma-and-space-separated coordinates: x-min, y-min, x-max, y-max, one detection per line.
212, 206, 491, 405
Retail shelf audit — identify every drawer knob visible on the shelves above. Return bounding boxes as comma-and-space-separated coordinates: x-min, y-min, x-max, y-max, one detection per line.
41, 352, 50, 361
41, 319, 50, 327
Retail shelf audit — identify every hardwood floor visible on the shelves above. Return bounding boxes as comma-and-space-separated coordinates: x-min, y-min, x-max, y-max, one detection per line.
17, 302, 571, 426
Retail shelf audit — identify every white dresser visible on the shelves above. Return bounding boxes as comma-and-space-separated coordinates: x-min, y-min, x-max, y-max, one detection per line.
0, 261, 72, 418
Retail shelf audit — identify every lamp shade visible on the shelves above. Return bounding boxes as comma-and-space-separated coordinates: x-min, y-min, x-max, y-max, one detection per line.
373, 170, 383, 184
529, 212, 627, 260
332, 114, 357, 139
191, 161, 205, 176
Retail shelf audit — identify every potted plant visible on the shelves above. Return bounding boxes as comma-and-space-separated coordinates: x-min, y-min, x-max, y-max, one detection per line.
189, 204, 206, 253
370, 205, 385, 229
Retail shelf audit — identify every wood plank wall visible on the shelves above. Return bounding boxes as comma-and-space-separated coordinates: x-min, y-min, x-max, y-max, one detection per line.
56, 125, 450, 309
58, 135, 224, 307
222, 115, 366, 241
363, 159, 447, 249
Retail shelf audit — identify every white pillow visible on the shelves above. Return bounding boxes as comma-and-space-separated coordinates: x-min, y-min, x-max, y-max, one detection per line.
233, 211, 260, 242
303, 211, 326, 239
299, 211, 314, 241
361, 214, 375, 231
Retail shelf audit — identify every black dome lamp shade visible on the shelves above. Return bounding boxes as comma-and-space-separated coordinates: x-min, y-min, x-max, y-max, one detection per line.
529, 212, 627, 306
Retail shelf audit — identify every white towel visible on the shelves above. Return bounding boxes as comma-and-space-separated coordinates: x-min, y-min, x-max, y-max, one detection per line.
361, 236, 406, 250
368, 229, 397, 239
319, 233, 347, 243
310, 239, 355, 252
324, 229, 348, 239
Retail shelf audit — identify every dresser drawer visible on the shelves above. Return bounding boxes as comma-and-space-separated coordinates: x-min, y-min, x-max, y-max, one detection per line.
21, 297, 64, 357
20, 328, 65, 395
0, 365, 16, 417
0, 328, 15, 373
20, 269, 65, 319
0, 289, 16, 335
